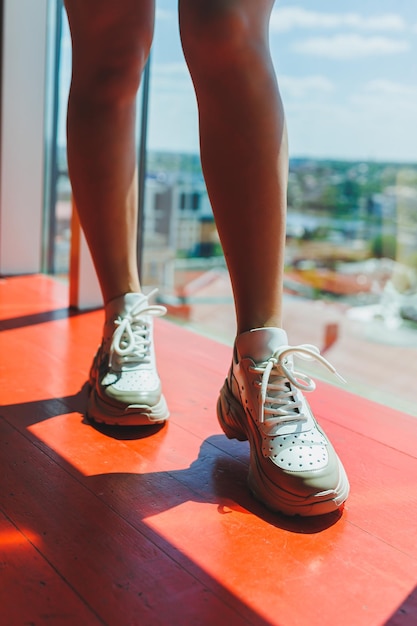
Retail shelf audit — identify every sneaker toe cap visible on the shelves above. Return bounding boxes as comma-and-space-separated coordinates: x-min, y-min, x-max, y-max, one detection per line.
264, 444, 346, 498
104, 384, 162, 406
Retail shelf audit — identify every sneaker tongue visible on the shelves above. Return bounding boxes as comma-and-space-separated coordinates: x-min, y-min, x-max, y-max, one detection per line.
236, 327, 288, 363
105, 292, 147, 324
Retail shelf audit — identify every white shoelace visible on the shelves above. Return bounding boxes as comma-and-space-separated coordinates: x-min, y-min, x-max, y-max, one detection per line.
109, 290, 166, 369
250, 344, 346, 426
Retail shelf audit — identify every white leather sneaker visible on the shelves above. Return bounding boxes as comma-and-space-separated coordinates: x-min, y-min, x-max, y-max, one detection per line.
88, 291, 169, 426
217, 327, 349, 516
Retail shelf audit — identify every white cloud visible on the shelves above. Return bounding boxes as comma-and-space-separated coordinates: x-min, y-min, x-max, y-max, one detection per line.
351, 79, 417, 117
364, 14, 408, 32
363, 79, 417, 98
155, 8, 176, 21
151, 62, 193, 93
285, 93, 417, 162
292, 34, 409, 59
148, 62, 199, 152
153, 62, 188, 77
271, 7, 337, 31
270, 7, 407, 33
279, 75, 334, 98
346, 82, 417, 161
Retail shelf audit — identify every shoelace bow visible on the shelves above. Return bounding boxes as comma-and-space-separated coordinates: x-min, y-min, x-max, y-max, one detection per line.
109, 290, 166, 368
250, 344, 346, 426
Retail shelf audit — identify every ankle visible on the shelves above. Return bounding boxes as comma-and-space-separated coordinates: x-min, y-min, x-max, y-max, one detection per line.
104, 288, 142, 308
236, 320, 283, 336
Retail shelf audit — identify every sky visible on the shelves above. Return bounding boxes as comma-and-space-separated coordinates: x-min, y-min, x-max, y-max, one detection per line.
60, 0, 417, 162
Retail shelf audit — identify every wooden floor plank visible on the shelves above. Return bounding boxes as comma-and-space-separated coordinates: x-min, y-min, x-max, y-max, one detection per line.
0, 417, 265, 626
0, 510, 103, 626
386, 586, 417, 625
4, 399, 417, 626
8, 408, 417, 626
1, 275, 417, 626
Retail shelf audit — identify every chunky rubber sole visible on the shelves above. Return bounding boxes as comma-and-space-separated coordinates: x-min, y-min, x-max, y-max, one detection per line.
217, 380, 349, 517
87, 384, 169, 426
87, 354, 169, 426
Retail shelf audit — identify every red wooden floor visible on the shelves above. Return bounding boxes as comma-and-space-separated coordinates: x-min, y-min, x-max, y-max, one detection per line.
1, 274, 417, 626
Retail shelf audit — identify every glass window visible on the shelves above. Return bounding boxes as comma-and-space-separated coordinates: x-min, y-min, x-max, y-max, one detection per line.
46, 1, 417, 415
142, 1, 417, 415
43, 1, 72, 277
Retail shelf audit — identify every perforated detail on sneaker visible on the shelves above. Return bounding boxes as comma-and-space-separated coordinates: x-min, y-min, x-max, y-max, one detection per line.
262, 426, 326, 456
270, 443, 328, 471
93, 291, 167, 407
262, 425, 329, 471
219, 330, 349, 509
102, 369, 159, 392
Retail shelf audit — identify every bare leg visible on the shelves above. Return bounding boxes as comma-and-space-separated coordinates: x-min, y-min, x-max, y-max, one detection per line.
64, 0, 155, 305
179, 0, 287, 334
181, 1, 349, 517
64, 1, 171, 427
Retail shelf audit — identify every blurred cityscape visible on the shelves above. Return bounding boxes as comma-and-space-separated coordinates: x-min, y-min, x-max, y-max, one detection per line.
55, 149, 417, 313
53, 150, 417, 414
140, 153, 417, 313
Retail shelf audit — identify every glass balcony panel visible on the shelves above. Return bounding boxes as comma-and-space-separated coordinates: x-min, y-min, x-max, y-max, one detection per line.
45, 1, 417, 414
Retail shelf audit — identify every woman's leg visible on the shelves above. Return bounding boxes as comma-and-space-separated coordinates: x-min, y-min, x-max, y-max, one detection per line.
179, 0, 287, 334
65, 1, 169, 426
65, 0, 155, 304
179, 0, 349, 517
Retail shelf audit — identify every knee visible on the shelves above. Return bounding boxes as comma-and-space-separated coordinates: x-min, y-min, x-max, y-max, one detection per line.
70, 22, 153, 106
180, 4, 262, 76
